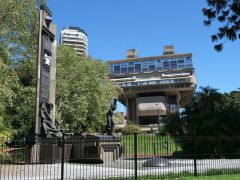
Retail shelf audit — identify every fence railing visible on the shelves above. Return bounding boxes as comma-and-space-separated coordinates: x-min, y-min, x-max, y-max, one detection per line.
1, 133, 240, 179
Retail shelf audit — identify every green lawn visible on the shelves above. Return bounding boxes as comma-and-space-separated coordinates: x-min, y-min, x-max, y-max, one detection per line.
181, 174, 240, 180
122, 134, 181, 157
104, 173, 240, 180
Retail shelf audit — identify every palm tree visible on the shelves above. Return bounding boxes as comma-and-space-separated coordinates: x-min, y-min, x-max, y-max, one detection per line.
195, 86, 223, 113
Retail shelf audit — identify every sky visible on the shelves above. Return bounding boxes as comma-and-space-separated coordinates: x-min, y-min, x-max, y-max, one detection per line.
47, 0, 240, 112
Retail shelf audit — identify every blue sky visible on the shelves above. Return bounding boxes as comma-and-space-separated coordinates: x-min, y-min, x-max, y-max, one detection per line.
47, 0, 240, 112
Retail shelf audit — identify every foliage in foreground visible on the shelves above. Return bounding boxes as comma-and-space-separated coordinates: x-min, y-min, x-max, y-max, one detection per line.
166, 86, 240, 156
0, 1, 119, 138
203, 0, 240, 51
0, 0, 39, 138
56, 45, 119, 134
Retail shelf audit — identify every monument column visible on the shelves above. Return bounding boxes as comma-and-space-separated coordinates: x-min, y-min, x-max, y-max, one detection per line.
35, 5, 57, 137
30, 5, 57, 163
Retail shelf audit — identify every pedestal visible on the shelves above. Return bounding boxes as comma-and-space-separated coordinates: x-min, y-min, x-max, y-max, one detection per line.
67, 134, 122, 163
25, 138, 72, 163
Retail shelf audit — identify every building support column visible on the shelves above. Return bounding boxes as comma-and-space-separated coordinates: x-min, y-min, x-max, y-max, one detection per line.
176, 92, 181, 112
126, 98, 130, 122
126, 98, 137, 123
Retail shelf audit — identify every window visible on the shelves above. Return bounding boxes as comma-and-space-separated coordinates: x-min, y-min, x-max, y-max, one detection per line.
185, 57, 192, 64
128, 62, 134, 73
121, 83, 126, 87
109, 64, 114, 74
170, 59, 177, 70
148, 61, 156, 72
142, 62, 149, 72
114, 64, 120, 74
156, 60, 163, 71
135, 82, 141, 86
177, 59, 184, 69
184, 57, 193, 68
120, 63, 128, 74
163, 59, 170, 70
135, 63, 141, 73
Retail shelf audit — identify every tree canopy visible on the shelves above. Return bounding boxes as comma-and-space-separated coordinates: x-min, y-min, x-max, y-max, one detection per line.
166, 86, 240, 155
203, 0, 240, 51
0, 1, 119, 138
0, 0, 38, 61
0, 0, 39, 137
55, 45, 119, 134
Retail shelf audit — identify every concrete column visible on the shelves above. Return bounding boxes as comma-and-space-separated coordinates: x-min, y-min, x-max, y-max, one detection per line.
126, 98, 130, 122
176, 92, 181, 112
128, 98, 137, 123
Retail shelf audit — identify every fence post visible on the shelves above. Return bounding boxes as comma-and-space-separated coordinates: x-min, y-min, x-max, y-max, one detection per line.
134, 131, 138, 180
61, 131, 65, 180
193, 135, 197, 176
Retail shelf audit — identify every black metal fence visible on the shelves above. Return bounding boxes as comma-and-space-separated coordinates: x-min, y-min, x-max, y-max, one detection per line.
1, 133, 240, 179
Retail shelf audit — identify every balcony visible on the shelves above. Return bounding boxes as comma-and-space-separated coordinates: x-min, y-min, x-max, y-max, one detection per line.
114, 77, 192, 88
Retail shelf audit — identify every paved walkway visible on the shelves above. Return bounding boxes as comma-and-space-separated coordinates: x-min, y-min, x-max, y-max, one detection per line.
1, 159, 240, 179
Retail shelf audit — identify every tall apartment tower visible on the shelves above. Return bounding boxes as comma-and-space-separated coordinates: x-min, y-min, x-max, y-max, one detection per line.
60, 26, 88, 56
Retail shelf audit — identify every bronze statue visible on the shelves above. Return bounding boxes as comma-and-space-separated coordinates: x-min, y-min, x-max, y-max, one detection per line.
106, 98, 118, 135
40, 102, 62, 138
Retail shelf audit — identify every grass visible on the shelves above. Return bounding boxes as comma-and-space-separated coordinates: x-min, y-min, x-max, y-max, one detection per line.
102, 169, 240, 179
122, 134, 181, 157
181, 174, 240, 180
103, 172, 240, 180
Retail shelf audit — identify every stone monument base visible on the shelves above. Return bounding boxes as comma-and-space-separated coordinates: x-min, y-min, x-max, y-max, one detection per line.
67, 134, 122, 163
25, 134, 122, 164
25, 137, 72, 163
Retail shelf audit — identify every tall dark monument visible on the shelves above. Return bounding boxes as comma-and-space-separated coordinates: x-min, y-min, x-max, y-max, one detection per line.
29, 5, 61, 163
35, 5, 58, 137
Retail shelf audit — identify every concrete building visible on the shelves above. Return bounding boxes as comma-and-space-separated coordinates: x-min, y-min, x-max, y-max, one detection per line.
108, 46, 196, 125
60, 26, 88, 56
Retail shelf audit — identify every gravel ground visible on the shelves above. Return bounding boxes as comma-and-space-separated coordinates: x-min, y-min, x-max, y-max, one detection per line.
1, 158, 240, 180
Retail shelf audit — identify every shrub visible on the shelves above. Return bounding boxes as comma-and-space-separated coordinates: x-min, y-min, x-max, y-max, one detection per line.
121, 123, 141, 135
157, 123, 167, 136
165, 113, 184, 137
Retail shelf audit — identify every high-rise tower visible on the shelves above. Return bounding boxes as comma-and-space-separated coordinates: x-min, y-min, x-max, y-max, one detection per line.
60, 26, 88, 56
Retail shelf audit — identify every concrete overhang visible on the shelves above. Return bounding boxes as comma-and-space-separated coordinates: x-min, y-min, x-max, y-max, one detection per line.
136, 96, 167, 116
137, 102, 167, 116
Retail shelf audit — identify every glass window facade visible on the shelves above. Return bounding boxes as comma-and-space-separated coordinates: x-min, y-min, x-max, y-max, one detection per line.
109, 56, 193, 75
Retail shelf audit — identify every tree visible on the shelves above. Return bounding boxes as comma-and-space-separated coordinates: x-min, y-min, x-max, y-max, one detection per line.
167, 87, 240, 156
165, 113, 184, 137
195, 86, 222, 112
182, 86, 223, 136
203, 0, 240, 51
0, 54, 36, 137
0, 0, 38, 61
56, 45, 119, 134
0, 56, 18, 107
0, 0, 39, 138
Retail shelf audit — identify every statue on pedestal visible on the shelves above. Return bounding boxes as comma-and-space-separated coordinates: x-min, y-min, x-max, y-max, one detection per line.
40, 102, 62, 138
106, 98, 118, 135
